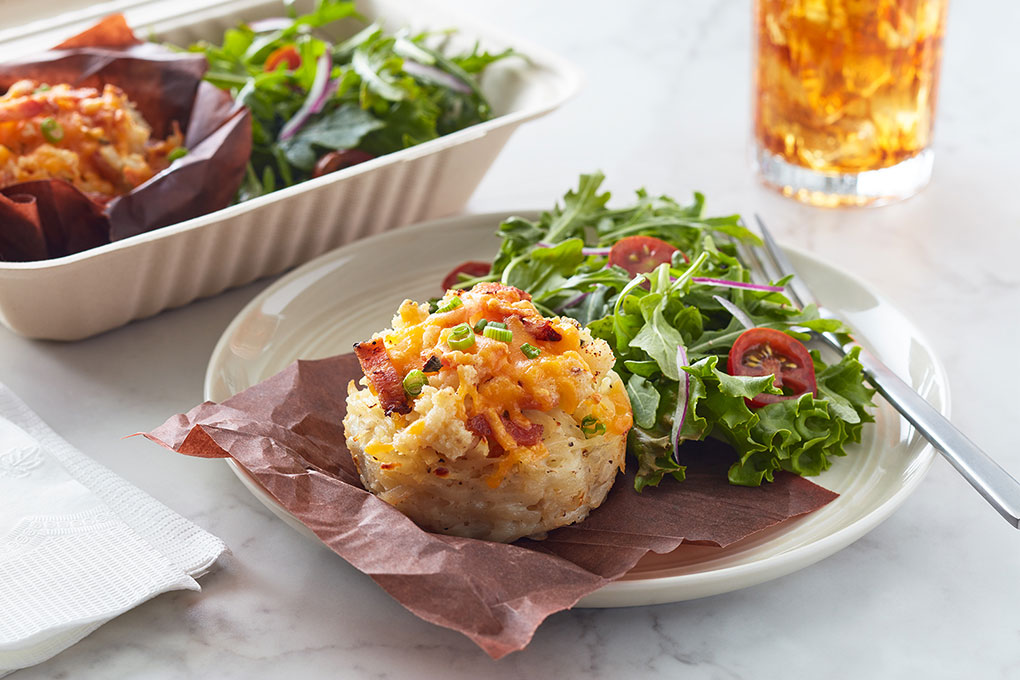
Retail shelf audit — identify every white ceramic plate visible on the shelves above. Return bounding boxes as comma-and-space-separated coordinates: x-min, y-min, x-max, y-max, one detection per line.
205, 211, 948, 608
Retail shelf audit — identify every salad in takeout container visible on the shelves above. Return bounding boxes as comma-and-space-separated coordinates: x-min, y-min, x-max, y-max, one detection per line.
0, 0, 581, 340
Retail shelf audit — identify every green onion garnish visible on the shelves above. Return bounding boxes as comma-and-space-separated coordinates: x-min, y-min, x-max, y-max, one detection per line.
520, 343, 541, 358
34, 84, 51, 94
448, 323, 475, 350
167, 147, 188, 162
472, 319, 488, 333
486, 321, 507, 330
482, 326, 513, 343
40, 118, 63, 144
435, 297, 463, 313
580, 415, 606, 438
402, 369, 428, 396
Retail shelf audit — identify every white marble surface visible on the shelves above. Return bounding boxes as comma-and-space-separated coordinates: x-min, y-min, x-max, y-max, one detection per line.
3, 0, 1019, 677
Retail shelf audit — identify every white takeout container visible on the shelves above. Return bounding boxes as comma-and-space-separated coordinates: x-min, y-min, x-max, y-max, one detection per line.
0, 0, 581, 340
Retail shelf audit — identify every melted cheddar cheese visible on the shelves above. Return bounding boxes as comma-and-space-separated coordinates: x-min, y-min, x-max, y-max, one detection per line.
367, 283, 631, 484
0, 79, 182, 201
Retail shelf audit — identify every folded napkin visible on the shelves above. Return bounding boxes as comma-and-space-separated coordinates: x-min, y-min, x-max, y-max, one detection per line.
0, 385, 226, 676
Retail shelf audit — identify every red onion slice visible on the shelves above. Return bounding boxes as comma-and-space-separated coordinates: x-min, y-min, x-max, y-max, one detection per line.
671, 344, 690, 461
713, 295, 755, 330
402, 59, 472, 94
310, 77, 340, 115
556, 291, 590, 312
278, 50, 334, 142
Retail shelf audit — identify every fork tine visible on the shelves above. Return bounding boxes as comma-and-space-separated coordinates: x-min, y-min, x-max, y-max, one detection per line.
727, 236, 759, 284
740, 235, 780, 286
730, 222, 778, 287
753, 214, 813, 310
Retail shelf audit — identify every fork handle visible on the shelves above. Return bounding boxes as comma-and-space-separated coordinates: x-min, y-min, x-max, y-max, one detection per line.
851, 342, 1020, 528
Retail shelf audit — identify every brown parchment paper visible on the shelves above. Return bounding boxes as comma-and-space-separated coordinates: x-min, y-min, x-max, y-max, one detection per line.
144, 354, 837, 658
0, 15, 251, 261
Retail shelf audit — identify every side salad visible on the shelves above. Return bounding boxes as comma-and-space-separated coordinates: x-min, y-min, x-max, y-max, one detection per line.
177, 0, 514, 201
447, 173, 876, 491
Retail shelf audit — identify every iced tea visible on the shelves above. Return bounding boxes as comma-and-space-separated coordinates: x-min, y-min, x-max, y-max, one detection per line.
753, 0, 948, 206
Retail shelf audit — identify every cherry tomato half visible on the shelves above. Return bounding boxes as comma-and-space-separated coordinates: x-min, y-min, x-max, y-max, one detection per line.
441, 261, 491, 291
608, 235, 688, 277
727, 327, 817, 409
265, 45, 301, 72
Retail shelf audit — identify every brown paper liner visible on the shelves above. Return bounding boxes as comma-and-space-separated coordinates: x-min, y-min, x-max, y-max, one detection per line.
0, 15, 251, 261
144, 353, 838, 658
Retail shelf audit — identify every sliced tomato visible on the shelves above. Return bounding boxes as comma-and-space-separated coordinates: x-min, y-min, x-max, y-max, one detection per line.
311, 149, 375, 177
265, 45, 301, 72
441, 261, 491, 291
727, 327, 817, 409
608, 235, 688, 276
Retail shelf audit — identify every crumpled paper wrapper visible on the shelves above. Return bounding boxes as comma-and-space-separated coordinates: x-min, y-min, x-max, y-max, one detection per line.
0, 14, 251, 261
144, 354, 837, 658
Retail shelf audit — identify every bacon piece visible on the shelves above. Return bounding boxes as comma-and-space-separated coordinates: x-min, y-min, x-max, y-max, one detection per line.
519, 315, 562, 342
353, 339, 411, 416
0, 98, 50, 123
500, 414, 544, 447
466, 412, 543, 453
466, 415, 501, 457
466, 415, 492, 437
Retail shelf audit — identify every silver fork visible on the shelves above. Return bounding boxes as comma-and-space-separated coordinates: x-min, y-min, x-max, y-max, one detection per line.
739, 215, 1020, 529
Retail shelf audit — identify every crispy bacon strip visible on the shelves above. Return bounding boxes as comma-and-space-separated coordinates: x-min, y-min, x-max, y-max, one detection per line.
501, 415, 544, 447
519, 315, 562, 342
0, 97, 51, 123
466, 415, 500, 457
353, 339, 411, 416
466, 413, 544, 453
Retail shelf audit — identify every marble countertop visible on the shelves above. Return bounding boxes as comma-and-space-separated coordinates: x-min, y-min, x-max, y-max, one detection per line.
4, 0, 1019, 677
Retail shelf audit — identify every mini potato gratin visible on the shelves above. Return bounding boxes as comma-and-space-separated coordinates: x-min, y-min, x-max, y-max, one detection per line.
344, 282, 633, 543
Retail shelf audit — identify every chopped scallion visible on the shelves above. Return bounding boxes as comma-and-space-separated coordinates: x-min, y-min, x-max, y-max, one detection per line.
448, 323, 475, 350
580, 415, 606, 438
486, 321, 507, 330
168, 147, 189, 162
482, 326, 512, 343
472, 319, 489, 333
40, 118, 63, 144
520, 343, 541, 358
402, 369, 428, 396
435, 297, 463, 313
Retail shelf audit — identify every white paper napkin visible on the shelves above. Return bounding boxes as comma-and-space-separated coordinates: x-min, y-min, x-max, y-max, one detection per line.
0, 385, 226, 676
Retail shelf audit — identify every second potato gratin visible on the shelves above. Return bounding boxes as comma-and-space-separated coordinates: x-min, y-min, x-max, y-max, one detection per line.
344, 282, 633, 542
0, 79, 183, 202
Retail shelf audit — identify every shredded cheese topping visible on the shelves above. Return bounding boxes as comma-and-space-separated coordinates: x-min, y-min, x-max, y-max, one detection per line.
364, 283, 632, 484
0, 79, 182, 201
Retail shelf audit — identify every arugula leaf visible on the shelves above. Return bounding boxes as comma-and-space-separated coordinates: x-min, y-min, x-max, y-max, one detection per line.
280, 104, 384, 170
629, 295, 685, 380
626, 374, 660, 430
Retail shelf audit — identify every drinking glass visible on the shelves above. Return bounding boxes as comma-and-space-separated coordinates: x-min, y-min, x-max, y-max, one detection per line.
753, 0, 948, 207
